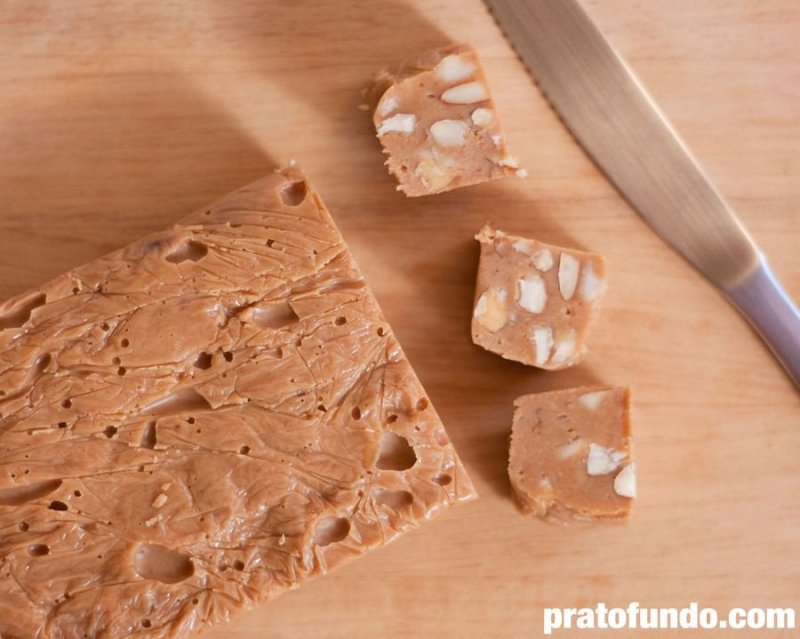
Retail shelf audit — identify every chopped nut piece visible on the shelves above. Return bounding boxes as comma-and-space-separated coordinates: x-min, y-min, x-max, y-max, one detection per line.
533, 249, 554, 272
578, 390, 609, 411
474, 287, 508, 332
517, 275, 547, 313
586, 443, 626, 476
152, 493, 168, 508
441, 81, 489, 104
470, 108, 493, 128
550, 329, 577, 366
372, 44, 521, 195
378, 95, 400, 117
509, 386, 634, 522
614, 463, 636, 498
558, 253, 580, 300
532, 326, 553, 366
430, 119, 469, 147
377, 113, 417, 135
472, 225, 606, 369
436, 53, 476, 83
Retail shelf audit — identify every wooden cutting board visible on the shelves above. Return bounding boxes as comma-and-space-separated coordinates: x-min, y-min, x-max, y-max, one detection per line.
1, 1, 798, 637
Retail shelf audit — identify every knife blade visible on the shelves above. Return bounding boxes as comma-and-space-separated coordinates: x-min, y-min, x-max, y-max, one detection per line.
484, 0, 800, 388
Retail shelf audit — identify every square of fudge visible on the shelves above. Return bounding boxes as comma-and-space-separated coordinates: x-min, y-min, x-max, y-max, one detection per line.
372, 43, 524, 196
471, 225, 606, 369
509, 386, 635, 522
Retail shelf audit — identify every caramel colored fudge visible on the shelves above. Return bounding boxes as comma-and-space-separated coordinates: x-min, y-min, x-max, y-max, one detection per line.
373, 44, 524, 196
0, 167, 476, 638
509, 387, 635, 522
471, 225, 606, 369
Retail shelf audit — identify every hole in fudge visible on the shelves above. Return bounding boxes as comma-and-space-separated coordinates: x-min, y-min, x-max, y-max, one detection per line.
57, 421, 67, 429
142, 619, 152, 628
165, 239, 208, 264
239, 445, 250, 455
133, 544, 194, 584
121, 338, 130, 348
28, 544, 50, 557
117, 367, 126, 376
248, 302, 299, 329
313, 516, 350, 546
374, 489, 414, 511
193, 352, 213, 370
61, 399, 72, 409
103, 426, 117, 439
376, 326, 385, 337
48, 501, 68, 511
35, 353, 51, 374
386, 414, 398, 424
279, 181, 308, 207
334, 316, 347, 326
140, 422, 157, 449
0, 479, 63, 506
19, 521, 30, 531
232, 559, 245, 571
222, 351, 233, 362
351, 406, 361, 420
416, 398, 429, 411
376, 432, 417, 471
0, 292, 47, 331
141, 387, 211, 417
433, 473, 453, 486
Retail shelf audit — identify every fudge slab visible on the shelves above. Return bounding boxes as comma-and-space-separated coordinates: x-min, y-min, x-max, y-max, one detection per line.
373, 44, 524, 196
0, 167, 476, 638
472, 225, 606, 369
509, 386, 634, 522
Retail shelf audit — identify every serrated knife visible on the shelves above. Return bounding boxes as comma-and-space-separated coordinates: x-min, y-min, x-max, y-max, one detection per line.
484, 0, 800, 388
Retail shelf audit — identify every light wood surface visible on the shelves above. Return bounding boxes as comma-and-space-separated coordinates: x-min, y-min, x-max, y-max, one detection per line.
1, 1, 798, 637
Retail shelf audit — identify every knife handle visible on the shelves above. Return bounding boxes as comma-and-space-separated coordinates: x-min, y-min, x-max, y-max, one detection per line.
724, 259, 800, 389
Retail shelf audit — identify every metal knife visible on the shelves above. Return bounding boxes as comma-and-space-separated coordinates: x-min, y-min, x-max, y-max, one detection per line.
484, 0, 800, 388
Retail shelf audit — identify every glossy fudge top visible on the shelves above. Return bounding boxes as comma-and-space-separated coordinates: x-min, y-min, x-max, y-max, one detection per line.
0, 167, 476, 638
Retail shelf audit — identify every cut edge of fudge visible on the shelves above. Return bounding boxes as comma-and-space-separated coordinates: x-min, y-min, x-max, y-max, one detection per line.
371, 43, 524, 196
472, 224, 607, 370
0, 165, 477, 638
508, 386, 634, 523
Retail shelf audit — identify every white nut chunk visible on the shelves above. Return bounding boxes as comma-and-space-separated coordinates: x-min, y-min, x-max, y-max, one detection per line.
429, 119, 469, 147
441, 81, 489, 104
436, 53, 476, 83
532, 326, 553, 366
578, 390, 610, 411
614, 463, 636, 498
517, 274, 547, 313
558, 253, 580, 300
586, 443, 626, 476
473, 287, 508, 332
470, 108, 494, 128
471, 225, 606, 370
377, 113, 417, 136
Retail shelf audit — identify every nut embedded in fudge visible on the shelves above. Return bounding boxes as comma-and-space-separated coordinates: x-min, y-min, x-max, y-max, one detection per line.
471, 225, 606, 369
508, 386, 635, 522
372, 43, 524, 196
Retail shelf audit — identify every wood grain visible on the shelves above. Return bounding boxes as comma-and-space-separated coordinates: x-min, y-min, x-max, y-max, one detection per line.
1, 1, 798, 637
